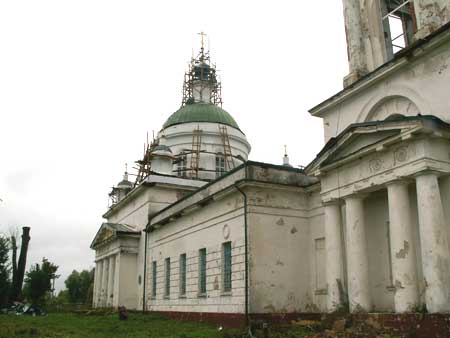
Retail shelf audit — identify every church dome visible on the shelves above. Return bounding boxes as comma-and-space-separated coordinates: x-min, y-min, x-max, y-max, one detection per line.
162, 103, 240, 131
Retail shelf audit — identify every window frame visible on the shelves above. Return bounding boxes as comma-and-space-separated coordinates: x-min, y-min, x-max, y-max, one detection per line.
222, 241, 232, 294
215, 153, 226, 178
179, 253, 187, 297
177, 152, 187, 177
198, 248, 207, 296
151, 261, 157, 298
381, 0, 417, 58
164, 257, 171, 298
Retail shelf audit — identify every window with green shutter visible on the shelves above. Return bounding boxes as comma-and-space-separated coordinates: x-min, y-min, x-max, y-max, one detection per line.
179, 254, 187, 296
165, 257, 170, 297
222, 242, 232, 292
198, 248, 207, 295
152, 261, 157, 298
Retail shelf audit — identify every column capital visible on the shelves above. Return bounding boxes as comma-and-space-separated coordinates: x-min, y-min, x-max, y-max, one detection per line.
344, 192, 369, 201
322, 198, 343, 207
413, 170, 442, 179
385, 178, 413, 187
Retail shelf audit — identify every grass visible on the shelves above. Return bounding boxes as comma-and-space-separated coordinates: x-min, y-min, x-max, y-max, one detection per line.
0, 313, 406, 338
0, 313, 226, 338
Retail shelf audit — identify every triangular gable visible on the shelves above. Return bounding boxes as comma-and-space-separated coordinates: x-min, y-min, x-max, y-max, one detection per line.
323, 129, 400, 165
90, 223, 140, 249
306, 117, 427, 174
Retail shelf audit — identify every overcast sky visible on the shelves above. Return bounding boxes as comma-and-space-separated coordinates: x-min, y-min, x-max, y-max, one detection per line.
0, 1, 348, 291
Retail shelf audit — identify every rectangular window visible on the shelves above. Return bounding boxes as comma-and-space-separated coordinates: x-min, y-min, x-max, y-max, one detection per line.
381, 0, 416, 58
198, 248, 207, 295
152, 261, 157, 298
179, 254, 187, 296
216, 154, 226, 178
165, 257, 170, 297
222, 242, 232, 292
315, 238, 326, 291
177, 153, 187, 177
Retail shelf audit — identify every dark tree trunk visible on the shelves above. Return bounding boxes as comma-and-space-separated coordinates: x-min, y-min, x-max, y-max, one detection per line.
11, 227, 30, 302
16, 227, 31, 299
10, 236, 18, 302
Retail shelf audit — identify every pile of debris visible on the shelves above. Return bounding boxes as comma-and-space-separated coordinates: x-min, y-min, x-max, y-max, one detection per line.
0, 302, 46, 316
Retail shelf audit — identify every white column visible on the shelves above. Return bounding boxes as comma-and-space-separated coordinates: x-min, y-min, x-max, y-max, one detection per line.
113, 254, 121, 308
95, 260, 104, 308
107, 255, 115, 307
324, 201, 345, 312
345, 195, 371, 312
101, 258, 109, 307
387, 181, 420, 312
416, 172, 450, 313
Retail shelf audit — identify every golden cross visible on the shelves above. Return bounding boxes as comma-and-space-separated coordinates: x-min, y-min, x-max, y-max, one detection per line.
198, 31, 207, 50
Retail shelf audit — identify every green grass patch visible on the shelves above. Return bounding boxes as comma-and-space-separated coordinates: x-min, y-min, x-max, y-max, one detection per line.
0, 313, 224, 338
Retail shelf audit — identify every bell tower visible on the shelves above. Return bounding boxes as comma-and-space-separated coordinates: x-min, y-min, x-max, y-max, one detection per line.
342, 0, 450, 87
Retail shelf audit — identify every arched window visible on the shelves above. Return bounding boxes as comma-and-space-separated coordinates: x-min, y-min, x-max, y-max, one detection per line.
215, 153, 225, 178
177, 152, 187, 177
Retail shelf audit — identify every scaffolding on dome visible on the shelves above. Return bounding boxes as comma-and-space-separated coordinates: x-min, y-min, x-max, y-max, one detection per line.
133, 133, 158, 187
181, 33, 223, 107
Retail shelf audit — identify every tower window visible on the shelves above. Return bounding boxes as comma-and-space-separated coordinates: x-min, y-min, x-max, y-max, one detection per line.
177, 152, 187, 177
381, 0, 416, 58
216, 153, 225, 178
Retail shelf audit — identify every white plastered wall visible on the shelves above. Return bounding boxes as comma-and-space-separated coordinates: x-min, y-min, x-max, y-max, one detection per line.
247, 185, 326, 314
147, 192, 246, 313
158, 122, 251, 180
319, 41, 450, 142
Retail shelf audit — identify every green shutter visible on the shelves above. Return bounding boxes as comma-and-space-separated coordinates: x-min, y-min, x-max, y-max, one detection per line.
152, 261, 157, 297
180, 254, 187, 296
223, 242, 232, 292
199, 249, 207, 294
165, 258, 170, 296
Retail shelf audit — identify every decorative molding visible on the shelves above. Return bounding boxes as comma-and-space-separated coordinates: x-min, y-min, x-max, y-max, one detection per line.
222, 224, 230, 240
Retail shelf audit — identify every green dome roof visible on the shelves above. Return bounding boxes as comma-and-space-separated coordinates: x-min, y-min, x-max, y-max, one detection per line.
162, 103, 240, 130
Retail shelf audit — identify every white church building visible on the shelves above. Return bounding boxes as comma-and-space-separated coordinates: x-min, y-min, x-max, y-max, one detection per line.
91, 0, 450, 327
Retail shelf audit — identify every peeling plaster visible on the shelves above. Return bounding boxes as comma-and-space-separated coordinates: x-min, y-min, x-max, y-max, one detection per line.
395, 240, 410, 259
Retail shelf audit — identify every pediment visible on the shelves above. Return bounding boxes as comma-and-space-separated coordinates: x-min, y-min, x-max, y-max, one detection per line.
323, 129, 400, 165
306, 117, 431, 175
90, 223, 140, 249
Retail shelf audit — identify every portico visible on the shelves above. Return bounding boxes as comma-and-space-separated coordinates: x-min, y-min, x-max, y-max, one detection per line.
309, 116, 450, 314
90, 223, 140, 309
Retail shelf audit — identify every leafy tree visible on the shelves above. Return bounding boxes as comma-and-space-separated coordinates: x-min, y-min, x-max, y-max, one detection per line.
0, 235, 10, 308
65, 269, 94, 304
42, 258, 60, 295
23, 257, 59, 306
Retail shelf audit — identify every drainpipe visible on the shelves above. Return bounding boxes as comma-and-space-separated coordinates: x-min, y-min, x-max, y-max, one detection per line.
235, 173, 249, 328
142, 229, 148, 313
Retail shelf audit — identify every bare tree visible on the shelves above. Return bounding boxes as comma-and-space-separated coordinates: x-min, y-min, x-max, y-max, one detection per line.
10, 227, 31, 302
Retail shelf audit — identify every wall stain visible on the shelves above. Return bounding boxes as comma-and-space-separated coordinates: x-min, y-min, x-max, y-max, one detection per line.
276, 260, 284, 266
276, 218, 285, 226
395, 240, 409, 259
